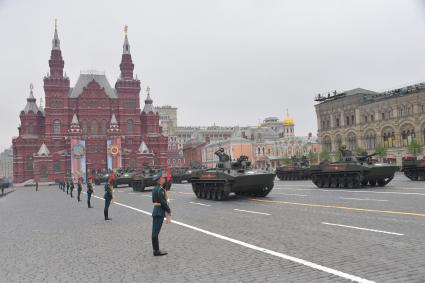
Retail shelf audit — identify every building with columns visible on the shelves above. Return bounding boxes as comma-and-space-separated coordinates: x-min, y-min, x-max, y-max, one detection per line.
12, 24, 168, 183
315, 85, 425, 164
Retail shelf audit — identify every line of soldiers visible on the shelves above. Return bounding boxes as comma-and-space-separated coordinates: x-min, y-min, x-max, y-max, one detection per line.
57, 173, 170, 256
58, 176, 93, 208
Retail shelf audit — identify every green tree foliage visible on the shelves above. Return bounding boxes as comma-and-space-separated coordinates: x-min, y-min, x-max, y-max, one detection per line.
333, 150, 342, 161
374, 144, 387, 160
308, 150, 318, 164
354, 146, 365, 156
407, 140, 424, 157
319, 150, 330, 162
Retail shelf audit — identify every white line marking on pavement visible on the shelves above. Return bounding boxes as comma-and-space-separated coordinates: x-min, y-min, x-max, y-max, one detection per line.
340, 197, 388, 202
90, 194, 374, 283
321, 222, 404, 236
128, 193, 137, 195
189, 201, 211, 207
234, 209, 271, 216
274, 193, 308, 197
276, 187, 425, 196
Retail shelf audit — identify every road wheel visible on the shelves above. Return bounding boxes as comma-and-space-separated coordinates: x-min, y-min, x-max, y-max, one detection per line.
347, 176, 354, 188
377, 179, 386, 186
369, 180, 376, 186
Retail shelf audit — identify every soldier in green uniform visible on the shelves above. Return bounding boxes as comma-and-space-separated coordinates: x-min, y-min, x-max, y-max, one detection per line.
87, 176, 94, 208
77, 177, 83, 202
70, 179, 74, 198
151, 177, 171, 256
66, 178, 70, 195
104, 178, 113, 220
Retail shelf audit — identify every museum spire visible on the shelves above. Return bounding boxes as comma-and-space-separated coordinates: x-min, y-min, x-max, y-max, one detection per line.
48, 19, 65, 78
119, 25, 134, 80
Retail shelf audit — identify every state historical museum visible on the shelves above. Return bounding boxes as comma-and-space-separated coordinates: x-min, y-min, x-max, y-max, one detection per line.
12, 24, 168, 183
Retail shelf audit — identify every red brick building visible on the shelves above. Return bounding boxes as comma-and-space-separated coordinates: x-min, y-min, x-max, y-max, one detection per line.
12, 24, 168, 183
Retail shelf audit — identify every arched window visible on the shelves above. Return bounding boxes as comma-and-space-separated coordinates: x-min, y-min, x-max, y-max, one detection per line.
127, 119, 133, 134
91, 120, 98, 135
364, 131, 376, 150
347, 132, 357, 151
401, 124, 415, 146
82, 120, 88, 134
40, 166, 48, 178
323, 136, 332, 152
382, 128, 395, 148
28, 123, 34, 135
25, 157, 33, 170
101, 120, 107, 134
335, 135, 342, 149
53, 160, 61, 172
53, 120, 61, 134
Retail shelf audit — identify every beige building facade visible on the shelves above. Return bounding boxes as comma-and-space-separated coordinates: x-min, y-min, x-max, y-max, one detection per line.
315, 85, 425, 164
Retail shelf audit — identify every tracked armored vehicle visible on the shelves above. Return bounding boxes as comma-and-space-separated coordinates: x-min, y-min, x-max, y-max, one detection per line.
94, 172, 110, 185
113, 171, 136, 188
190, 148, 275, 200
276, 156, 311, 180
131, 167, 163, 192
310, 146, 399, 188
171, 167, 192, 183
401, 156, 425, 181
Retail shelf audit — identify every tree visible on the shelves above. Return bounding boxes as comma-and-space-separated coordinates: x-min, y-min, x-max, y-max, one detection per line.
333, 150, 342, 161
308, 150, 318, 164
319, 150, 330, 162
407, 140, 424, 157
374, 144, 387, 161
354, 146, 366, 156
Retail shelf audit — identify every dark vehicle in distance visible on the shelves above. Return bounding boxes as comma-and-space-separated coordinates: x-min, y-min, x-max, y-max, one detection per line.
0, 177, 10, 195
310, 146, 399, 188
94, 172, 110, 185
171, 167, 192, 183
401, 156, 425, 181
190, 148, 275, 201
131, 168, 163, 192
276, 156, 311, 180
113, 171, 136, 188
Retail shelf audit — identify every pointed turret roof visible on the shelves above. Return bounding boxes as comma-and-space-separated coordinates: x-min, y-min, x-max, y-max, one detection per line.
71, 113, 79, 124
138, 141, 150, 153
52, 19, 60, 50
68, 113, 81, 134
142, 86, 155, 113
107, 113, 120, 134
123, 25, 131, 54
37, 143, 50, 156
23, 84, 40, 114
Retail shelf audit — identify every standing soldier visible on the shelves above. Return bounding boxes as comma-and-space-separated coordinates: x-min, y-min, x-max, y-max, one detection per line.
35, 180, 39, 192
66, 177, 70, 195
77, 177, 83, 202
70, 179, 74, 198
87, 176, 94, 208
151, 177, 171, 256
104, 178, 113, 220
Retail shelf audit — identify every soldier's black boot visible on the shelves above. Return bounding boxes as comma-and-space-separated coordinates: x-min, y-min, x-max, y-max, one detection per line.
153, 239, 167, 256
104, 209, 112, 221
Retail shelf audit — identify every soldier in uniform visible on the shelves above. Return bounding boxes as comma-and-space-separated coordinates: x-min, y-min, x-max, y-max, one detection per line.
104, 178, 113, 220
35, 180, 39, 192
87, 176, 94, 208
66, 177, 70, 195
70, 179, 74, 198
77, 177, 83, 202
151, 177, 171, 256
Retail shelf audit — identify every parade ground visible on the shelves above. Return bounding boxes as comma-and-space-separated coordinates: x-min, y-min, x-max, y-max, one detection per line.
1, 174, 425, 282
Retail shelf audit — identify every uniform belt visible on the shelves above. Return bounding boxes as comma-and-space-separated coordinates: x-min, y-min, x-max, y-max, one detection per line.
153, 202, 161, 206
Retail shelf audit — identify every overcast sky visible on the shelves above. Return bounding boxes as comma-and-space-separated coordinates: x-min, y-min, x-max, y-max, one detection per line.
1, 0, 425, 152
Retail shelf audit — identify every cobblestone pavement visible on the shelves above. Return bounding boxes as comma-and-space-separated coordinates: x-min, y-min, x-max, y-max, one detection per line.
1, 173, 425, 282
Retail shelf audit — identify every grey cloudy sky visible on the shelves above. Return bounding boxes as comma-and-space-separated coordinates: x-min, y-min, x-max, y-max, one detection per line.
1, 0, 425, 151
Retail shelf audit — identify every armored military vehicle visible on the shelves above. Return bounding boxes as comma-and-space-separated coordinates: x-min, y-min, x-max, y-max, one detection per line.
94, 171, 110, 185
131, 167, 163, 192
170, 167, 192, 183
112, 170, 136, 188
310, 146, 399, 188
190, 148, 276, 200
401, 156, 425, 181
276, 156, 311, 180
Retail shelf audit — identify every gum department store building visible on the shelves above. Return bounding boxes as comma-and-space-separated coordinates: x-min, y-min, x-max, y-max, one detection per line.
315, 85, 425, 164
12, 24, 168, 183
